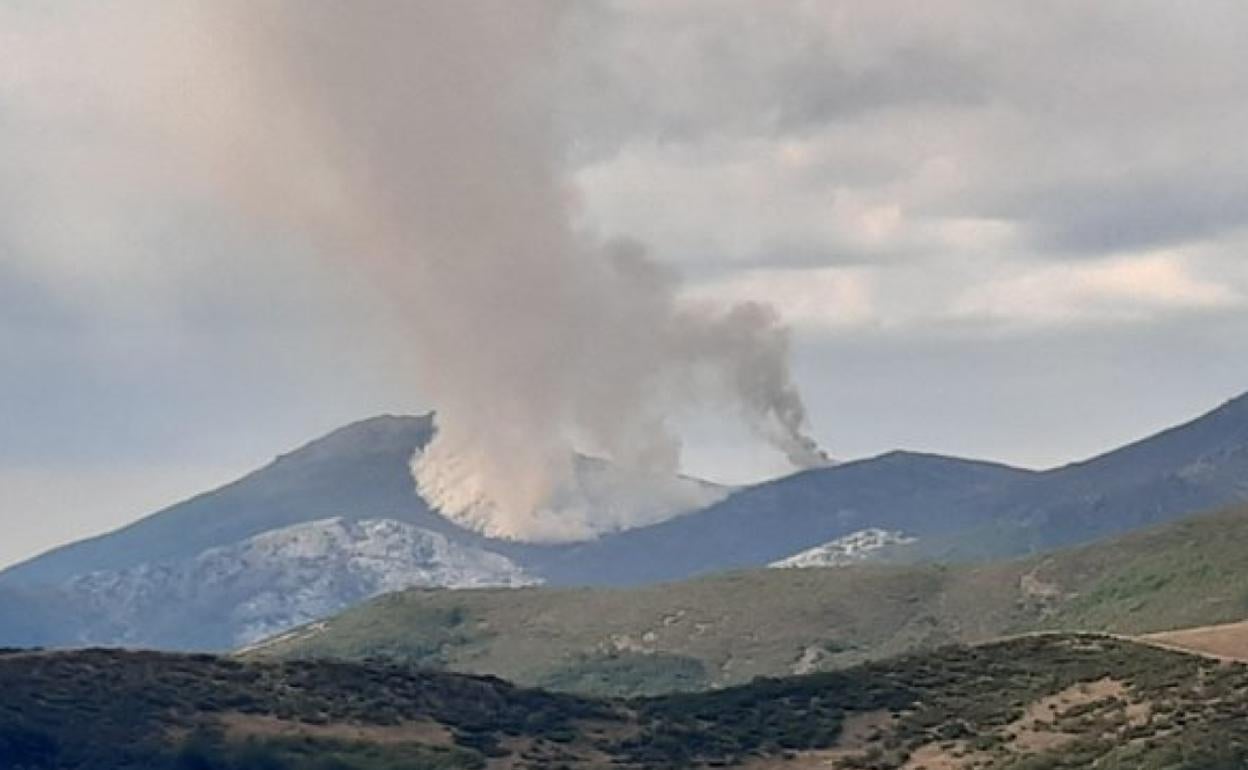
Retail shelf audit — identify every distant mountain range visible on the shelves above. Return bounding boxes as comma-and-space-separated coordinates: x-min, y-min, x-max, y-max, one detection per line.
6, 391, 1248, 649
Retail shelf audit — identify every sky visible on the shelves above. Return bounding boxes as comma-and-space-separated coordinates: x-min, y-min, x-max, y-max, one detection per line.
4, 0, 1248, 566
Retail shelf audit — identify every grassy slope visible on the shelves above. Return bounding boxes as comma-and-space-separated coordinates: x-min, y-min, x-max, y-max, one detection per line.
1022, 506, 1248, 632
248, 504, 1248, 696
8, 635, 1248, 769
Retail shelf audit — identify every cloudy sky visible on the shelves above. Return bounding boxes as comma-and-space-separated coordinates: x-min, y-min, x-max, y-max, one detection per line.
4, 0, 1248, 567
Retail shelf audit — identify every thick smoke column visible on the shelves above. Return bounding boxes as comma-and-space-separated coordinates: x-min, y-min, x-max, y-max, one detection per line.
198, 1, 828, 540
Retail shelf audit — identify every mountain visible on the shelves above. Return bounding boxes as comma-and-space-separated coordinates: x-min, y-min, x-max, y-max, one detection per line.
248, 501, 1248, 696
950, 388, 1248, 557
60, 518, 537, 649
522, 451, 1031, 586
0, 416, 1032, 650
4, 634, 1247, 769
0, 586, 87, 649
0, 415, 723, 649
522, 391, 1248, 585
9, 390, 1248, 651
0, 415, 443, 587
0, 415, 728, 588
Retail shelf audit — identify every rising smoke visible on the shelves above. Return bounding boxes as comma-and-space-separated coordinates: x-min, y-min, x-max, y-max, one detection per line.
216, 0, 828, 540
25, 1, 828, 541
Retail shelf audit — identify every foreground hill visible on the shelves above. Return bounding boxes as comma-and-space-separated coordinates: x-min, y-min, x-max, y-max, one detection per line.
250, 502, 1248, 696
4, 635, 1248, 769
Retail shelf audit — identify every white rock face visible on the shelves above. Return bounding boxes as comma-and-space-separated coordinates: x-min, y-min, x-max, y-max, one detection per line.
65, 518, 538, 647
769, 528, 916, 569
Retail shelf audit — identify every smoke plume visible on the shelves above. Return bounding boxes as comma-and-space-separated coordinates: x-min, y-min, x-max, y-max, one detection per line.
54, 1, 829, 540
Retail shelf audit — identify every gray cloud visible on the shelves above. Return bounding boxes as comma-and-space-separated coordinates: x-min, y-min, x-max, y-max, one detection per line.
4, 1, 1248, 562
568, 0, 1248, 270
561, 2, 989, 153
991, 171, 1248, 256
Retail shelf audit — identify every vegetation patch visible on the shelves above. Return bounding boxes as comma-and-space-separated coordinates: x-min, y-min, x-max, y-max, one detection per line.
537, 652, 711, 697
8, 634, 1248, 768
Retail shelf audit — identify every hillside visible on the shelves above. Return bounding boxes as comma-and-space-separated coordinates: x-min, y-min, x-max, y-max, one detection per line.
5, 635, 1248, 769
0, 415, 730, 590
0, 415, 443, 586
0, 416, 724, 649
536, 392, 1248, 585
250, 502, 1248, 696
939, 388, 1248, 559
62, 518, 538, 649
0, 586, 88, 648
0, 421, 1029, 650
529, 451, 1030, 586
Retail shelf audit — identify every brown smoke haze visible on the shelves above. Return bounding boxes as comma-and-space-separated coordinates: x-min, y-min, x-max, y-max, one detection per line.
10, 1, 827, 541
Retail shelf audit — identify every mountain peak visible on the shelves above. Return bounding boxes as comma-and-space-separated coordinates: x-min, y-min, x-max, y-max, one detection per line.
272, 413, 435, 468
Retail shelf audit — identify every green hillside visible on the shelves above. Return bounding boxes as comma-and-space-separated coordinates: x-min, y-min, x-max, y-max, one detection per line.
7, 635, 1248, 769
247, 504, 1248, 696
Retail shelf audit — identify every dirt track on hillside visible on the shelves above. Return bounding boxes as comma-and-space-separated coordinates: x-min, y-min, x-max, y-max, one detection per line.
1140, 619, 1248, 662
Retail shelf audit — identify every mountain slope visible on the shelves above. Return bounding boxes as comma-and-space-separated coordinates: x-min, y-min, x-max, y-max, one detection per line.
62, 518, 538, 649
524, 391, 1248, 584
12, 393, 1248, 594
10, 390, 1248, 652
5, 635, 1248, 769
0, 586, 90, 648
0, 420, 1037, 652
0, 414, 734, 649
957, 389, 1248, 557
0, 414, 729, 590
249, 501, 1248, 695
0, 415, 443, 587
524, 451, 1031, 586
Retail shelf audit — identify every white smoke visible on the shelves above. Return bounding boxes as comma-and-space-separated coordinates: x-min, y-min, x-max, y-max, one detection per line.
8, 1, 829, 541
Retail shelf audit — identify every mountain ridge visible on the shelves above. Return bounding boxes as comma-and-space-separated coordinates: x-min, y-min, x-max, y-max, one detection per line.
0, 414, 442, 587
9, 389, 1248, 651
